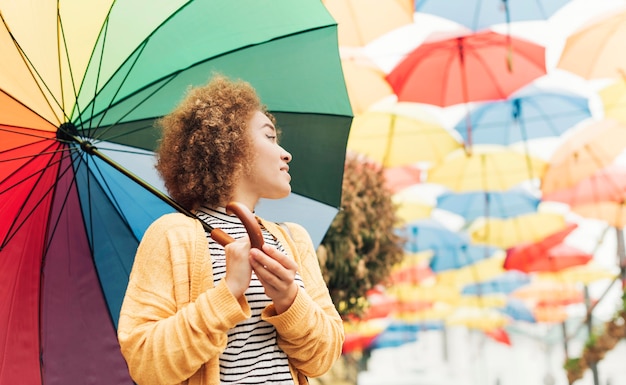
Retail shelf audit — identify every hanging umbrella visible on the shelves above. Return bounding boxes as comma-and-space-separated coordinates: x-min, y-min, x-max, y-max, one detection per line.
500, 298, 536, 323
322, 0, 414, 47
452, 89, 591, 145
503, 222, 585, 272
386, 30, 546, 108
347, 102, 461, 167
536, 262, 617, 285
340, 56, 394, 115
415, 0, 571, 31
383, 164, 423, 193
427, 145, 547, 192
461, 270, 531, 295
0, 1, 352, 384
540, 119, 626, 195
599, 76, 626, 125
436, 188, 540, 222
557, 6, 626, 80
542, 163, 626, 207
434, 251, 506, 286
571, 201, 626, 228
468, 212, 567, 249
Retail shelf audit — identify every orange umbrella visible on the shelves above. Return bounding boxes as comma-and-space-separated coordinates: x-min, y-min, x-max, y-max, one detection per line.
540, 119, 626, 195
542, 163, 626, 207
341, 57, 394, 115
511, 281, 584, 307
322, 0, 414, 47
557, 7, 626, 80
572, 201, 626, 228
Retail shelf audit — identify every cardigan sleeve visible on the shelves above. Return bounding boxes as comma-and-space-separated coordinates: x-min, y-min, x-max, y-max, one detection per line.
261, 221, 345, 378
117, 214, 250, 385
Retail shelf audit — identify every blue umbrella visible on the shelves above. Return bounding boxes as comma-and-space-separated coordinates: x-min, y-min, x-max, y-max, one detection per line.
499, 298, 536, 323
401, 218, 468, 254
461, 270, 531, 295
436, 188, 540, 222
415, 0, 571, 31
429, 243, 501, 272
453, 91, 591, 146
370, 321, 443, 349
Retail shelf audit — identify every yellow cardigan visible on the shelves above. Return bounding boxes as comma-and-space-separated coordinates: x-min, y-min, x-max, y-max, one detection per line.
118, 213, 344, 385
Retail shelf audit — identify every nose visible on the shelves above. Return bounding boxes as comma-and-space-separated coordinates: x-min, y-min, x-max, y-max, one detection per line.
281, 147, 292, 163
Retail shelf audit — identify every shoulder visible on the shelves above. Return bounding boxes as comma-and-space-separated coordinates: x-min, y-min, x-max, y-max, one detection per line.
142, 213, 203, 241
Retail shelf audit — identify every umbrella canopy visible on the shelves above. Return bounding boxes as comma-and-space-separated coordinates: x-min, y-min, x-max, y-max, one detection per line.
557, 6, 626, 80
322, 0, 414, 47
427, 145, 547, 192
571, 201, 626, 228
386, 30, 547, 108
469, 212, 567, 249
453, 90, 591, 146
340, 57, 394, 115
347, 102, 461, 167
461, 270, 531, 295
540, 119, 626, 195
436, 188, 540, 222
503, 222, 583, 272
0, 1, 352, 384
599, 77, 626, 125
415, 0, 571, 31
542, 163, 626, 207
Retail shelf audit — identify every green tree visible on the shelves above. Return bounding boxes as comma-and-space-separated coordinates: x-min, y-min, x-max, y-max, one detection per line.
317, 152, 405, 317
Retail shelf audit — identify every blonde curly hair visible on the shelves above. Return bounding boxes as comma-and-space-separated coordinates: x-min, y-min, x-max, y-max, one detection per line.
155, 74, 274, 211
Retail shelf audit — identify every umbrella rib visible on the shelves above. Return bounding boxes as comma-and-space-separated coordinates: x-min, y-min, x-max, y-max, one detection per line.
0, 143, 71, 249
0, 12, 68, 126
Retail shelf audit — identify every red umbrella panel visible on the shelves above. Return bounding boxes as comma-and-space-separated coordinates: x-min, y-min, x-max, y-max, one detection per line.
503, 223, 594, 273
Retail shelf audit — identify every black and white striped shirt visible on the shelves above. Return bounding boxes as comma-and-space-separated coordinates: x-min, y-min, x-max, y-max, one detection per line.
196, 207, 304, 385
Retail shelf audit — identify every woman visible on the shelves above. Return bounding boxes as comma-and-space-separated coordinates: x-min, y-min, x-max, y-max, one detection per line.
117, 75, 344, 385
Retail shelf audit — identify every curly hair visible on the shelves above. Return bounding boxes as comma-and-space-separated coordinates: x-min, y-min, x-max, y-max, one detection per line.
155, 74, 274, 211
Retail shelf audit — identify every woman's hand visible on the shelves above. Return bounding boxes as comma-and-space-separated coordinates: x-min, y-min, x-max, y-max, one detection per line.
250, 244, 299, 314
223, 236, 253, 299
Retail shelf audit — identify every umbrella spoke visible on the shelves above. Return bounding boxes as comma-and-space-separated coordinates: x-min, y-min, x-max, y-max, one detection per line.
0, 144, 73, 248
0, 12, 67, 126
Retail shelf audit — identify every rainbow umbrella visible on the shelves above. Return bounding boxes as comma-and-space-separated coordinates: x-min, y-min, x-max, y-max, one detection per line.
0, 1, 352, 384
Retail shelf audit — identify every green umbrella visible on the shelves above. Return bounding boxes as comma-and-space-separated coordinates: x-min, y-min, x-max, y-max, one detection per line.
0, 0, 351, 383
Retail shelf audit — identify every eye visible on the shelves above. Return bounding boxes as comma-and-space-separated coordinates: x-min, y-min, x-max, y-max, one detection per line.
266, 134, 277, 141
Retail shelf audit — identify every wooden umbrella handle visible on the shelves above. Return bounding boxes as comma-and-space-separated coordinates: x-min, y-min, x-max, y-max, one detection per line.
209, 201, 265, 249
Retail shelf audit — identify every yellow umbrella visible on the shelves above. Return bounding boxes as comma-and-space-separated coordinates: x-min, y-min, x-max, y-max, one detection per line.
541, 119, 626, 195
457, 294, 507, 308
446, 307, 509, 330
572, 201, 626, 228
341, 57, 394, 115
599, 77, 626, 124
427, 145, 547, 192
536, 262, 618, 285
387, 282, 460, 304
322, 0, 414, 47
435, 252, 506, 286
395, 303, 454, 322
348, 103, 461, 167
557, 7, 626, 80
468, 212, 567, 249
392, 186, 437, 223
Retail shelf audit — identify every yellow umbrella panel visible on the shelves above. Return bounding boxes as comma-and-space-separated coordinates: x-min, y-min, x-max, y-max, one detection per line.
348, 106, 461, 167
427, 145, 547, 192
468, 212, 567, 249
599, 77, 626, 125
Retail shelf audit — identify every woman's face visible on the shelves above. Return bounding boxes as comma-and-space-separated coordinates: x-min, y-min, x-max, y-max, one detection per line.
236, 110, 292, 205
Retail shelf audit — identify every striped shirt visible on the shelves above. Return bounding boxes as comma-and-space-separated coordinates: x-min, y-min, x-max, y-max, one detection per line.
196, 207, 304, 385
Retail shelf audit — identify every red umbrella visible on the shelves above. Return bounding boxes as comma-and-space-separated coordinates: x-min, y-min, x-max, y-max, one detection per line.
503, 223, 592, 272
386, 31, 546, 108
